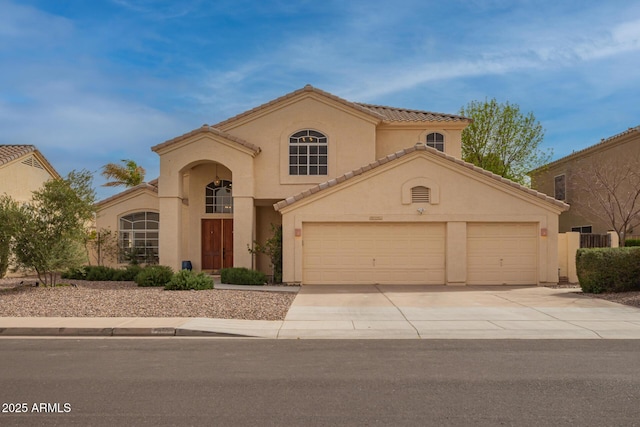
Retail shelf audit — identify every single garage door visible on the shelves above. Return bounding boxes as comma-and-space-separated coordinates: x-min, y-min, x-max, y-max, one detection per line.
467, 223, 538, 285
303, 222, 445, 285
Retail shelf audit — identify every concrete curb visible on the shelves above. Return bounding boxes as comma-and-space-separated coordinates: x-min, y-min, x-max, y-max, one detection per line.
214, 283, 300, 293
0, 327, 254, 338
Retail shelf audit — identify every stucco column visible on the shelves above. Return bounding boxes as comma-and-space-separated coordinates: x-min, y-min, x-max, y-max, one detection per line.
566, 232, 580, 284
233, 196, 255, 269
540, 218, 558, 285
446, 222, 467, 285
159, 196, 182, 271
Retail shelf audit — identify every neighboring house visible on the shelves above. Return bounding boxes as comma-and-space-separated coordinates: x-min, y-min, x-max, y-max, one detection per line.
0, 145, 60, 202
96, 85, 567, 285
530, 126, 640, 235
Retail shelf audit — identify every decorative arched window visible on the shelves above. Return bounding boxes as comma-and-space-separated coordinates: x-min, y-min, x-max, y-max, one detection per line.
119, 212, 159, 263
289, 129, 328, 175
411, 186, 431, 203
426, 132, 444, 152
205, 180, 233, 213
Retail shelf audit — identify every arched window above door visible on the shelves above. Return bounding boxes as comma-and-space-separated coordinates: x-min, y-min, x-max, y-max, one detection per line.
205, 180, 233, 213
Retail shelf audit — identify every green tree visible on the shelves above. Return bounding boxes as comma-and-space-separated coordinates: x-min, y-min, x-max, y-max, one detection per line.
101, 159, 146, 188
460, 98, 551, 186
0, 196, 20, 278
11, 170, 96, 285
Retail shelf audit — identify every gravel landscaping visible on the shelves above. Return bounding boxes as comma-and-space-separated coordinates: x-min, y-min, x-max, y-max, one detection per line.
1, 277, 639, 319
0, 277, 296, 320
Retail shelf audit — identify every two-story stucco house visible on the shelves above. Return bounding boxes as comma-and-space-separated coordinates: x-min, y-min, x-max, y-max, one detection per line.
0, 145, 60, 202
96, 85, 567, 286
531, 126, 640, 236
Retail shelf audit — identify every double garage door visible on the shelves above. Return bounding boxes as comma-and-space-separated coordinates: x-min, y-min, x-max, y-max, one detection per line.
302, 222, 537, 285
303, 223, 445, 285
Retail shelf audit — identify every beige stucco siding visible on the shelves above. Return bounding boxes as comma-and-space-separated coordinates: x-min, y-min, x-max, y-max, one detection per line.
531, 128, 640, 234
0, 156, 56, 202
154, 133, 257, 270
376, 125, 464, 159
280, 152, 562, 285
219, 96, 379, 199
94, 189, 160, 267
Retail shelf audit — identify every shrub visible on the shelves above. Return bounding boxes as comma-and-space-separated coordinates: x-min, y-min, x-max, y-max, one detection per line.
61, 266, 88, 280
625, 239, 640, 247
112, 265, 143, 281
576, 247, 640, 293
135, 265, 174, 287
220, 267, 267, 285
165, 270, 214, 290
84, 265, 117, 281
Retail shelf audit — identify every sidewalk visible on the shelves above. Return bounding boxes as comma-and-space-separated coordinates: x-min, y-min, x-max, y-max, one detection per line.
2, 286, 640, 339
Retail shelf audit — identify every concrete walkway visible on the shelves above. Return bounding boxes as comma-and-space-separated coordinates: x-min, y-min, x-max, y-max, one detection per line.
2, 286, 640, 339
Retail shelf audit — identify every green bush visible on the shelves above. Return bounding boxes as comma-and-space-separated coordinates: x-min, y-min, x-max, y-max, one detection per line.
61, 266, 88, 280
62, 265, 144, 281
112, 265, 143, 281
220, 267, 267, 285
84, 265, 116, 281
135, 265, 174, 287
165, 270, 214, 290
625, 239, 640, 247
576, 247, 640, 293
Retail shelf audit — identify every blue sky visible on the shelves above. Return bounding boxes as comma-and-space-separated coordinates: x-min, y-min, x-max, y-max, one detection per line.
2, 0, 640, 200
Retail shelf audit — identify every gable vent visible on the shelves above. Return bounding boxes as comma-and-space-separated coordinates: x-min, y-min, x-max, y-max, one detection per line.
21, 156, 44, 169
411, 186, 430, 203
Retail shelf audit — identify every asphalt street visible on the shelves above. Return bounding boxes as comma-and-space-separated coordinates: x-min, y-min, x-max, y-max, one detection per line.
1, 339, 639, 426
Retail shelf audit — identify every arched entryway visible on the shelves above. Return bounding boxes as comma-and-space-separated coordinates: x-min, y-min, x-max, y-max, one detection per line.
202, 179, 234, 270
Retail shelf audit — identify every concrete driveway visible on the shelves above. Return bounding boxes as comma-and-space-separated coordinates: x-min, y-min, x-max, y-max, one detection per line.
6, 285, 640, 339
278, 285, 640, 339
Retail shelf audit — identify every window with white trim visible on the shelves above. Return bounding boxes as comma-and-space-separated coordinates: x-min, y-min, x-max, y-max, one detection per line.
289, 130, 328, 175
205, 180, 233, 213
119, 212, 159, 263
426, 132, 444, 152
411, 186, 431, 203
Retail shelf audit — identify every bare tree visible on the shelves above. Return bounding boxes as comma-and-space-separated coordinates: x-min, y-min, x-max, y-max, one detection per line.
569, 155, 640, 246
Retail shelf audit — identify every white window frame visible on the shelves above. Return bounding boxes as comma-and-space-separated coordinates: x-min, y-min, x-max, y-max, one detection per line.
118, 212, 159, 264
426, 132, 445, 152
289, 129, 328, 176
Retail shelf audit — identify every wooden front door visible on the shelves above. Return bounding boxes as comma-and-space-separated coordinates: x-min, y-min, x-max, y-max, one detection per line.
202, 219, 233, 270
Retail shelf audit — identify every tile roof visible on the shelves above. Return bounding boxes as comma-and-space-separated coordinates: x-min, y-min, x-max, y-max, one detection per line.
0, 145, 37, 166
213, 85, 386, 128
152, 86, 470, 154
356, 103, 471, 123
274, 144, 568, 211
0, 144, 60, 177
95, 182, 158, 207
531, 125, 640, 172
213, 84, 468, 128
151, 125, 261, 155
